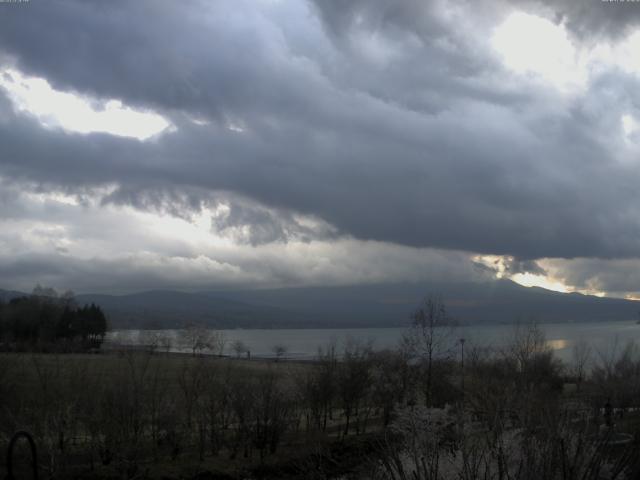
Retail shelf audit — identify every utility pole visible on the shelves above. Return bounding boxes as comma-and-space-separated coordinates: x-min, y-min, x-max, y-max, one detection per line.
460, 338, 465, 401
459, 338, 466, 435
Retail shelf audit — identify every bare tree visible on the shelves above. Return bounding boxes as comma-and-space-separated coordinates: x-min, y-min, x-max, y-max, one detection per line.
502, 321, 565, 406
60, 289, 76, 307
198, 362, 234, 457
370, 350, 411, 426
572, 338, 592, 391
338, 338, 373, 435
403, 295, 455, 406
296, 341, 339, 433
228, 372, 255, 459
137, 331, 160, 353
271, 343, 288, 362
179, 324, 225, 356
252, 369, 293, 459
506, 321, 549, 369
591, 340, 640, 414
210, 331, 226, 356
144, 358, 170, 461
158, 332, 173, 353
177, 357, 205, 431
231, 339, 248, 358
32, 284, 59, 299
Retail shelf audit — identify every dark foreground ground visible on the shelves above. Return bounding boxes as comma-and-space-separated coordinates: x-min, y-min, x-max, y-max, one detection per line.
0, 350, 388, 480
5, 327, 640, 479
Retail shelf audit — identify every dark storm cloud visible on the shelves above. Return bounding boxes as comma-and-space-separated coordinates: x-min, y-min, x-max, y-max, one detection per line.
0, 178, 484, 293
504, 258, 546, 276
471, 256, 546, 279
101, 184, 210, 222
210, 201, 338, 246
308, 0, 528, 114
312, 0, 640, 44
102, 183, 338, 245
0, 0, 333, 126
521, 0, 640, 42
1, 0, 640, 265
539, 257, 640, 297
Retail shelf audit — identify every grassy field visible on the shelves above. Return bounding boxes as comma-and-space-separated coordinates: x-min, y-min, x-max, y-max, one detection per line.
5, 325, 640, 479
0, 350, 383, 480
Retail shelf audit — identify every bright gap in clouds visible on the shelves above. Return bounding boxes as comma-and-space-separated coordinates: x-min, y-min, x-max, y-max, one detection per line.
474, 255, 595, 296
491, 12, 583, 90
622, 114, 640, 140
0, 68, 171, 140
510, 272, 570, 294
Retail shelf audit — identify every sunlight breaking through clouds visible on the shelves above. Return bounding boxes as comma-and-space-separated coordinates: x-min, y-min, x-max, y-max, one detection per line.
622, 113, 640, 139
492, 12, 640, 93
0, 178, 487, 293
0, 67, 171, 140
472, 254, 609, 296
491, 12, 585, 90
510, 272, 570, 294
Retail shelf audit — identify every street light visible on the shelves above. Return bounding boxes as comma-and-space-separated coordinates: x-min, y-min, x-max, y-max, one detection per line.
459, 338, 466, 433
460, 338, 466, 399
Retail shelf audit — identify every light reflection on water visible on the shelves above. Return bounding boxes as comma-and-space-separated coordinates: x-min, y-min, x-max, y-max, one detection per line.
105, 320, 640, 364
546, 339, 568, 351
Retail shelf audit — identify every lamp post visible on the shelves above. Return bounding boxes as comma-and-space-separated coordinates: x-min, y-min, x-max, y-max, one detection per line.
460, 338, 465, 400
459, 338, 466, 434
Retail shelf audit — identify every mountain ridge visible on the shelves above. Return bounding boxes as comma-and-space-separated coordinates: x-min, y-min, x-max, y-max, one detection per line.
1, 279, 639, 329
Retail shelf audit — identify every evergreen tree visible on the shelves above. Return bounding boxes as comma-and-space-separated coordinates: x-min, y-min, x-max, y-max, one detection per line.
0, 288, 108, 351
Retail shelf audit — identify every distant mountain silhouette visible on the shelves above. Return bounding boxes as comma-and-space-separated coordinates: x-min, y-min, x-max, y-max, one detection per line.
74, 290, 297, 329
201, 280, 640, 326
0, 289, 28, 303
2, 280, 639, 329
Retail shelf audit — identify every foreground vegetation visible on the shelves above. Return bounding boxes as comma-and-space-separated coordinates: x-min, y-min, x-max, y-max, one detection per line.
3, 297, 640, 479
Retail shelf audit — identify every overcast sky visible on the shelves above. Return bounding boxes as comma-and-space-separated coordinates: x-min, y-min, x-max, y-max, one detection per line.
2, 0, 640, 296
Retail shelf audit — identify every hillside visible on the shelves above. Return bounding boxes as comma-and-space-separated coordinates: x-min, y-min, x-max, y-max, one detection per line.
3, 280, 639, 329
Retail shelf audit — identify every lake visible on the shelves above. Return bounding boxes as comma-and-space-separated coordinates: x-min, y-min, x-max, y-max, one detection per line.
106, 320, 640, 364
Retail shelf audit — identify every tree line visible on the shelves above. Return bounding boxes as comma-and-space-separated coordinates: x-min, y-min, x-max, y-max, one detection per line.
0, 286, 107, 351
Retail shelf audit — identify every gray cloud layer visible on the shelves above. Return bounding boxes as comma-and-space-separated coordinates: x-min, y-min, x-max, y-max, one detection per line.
1, 0, 640, 292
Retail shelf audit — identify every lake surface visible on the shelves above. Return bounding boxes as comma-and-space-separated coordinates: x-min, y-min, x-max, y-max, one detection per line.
106, 320, 640, 364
